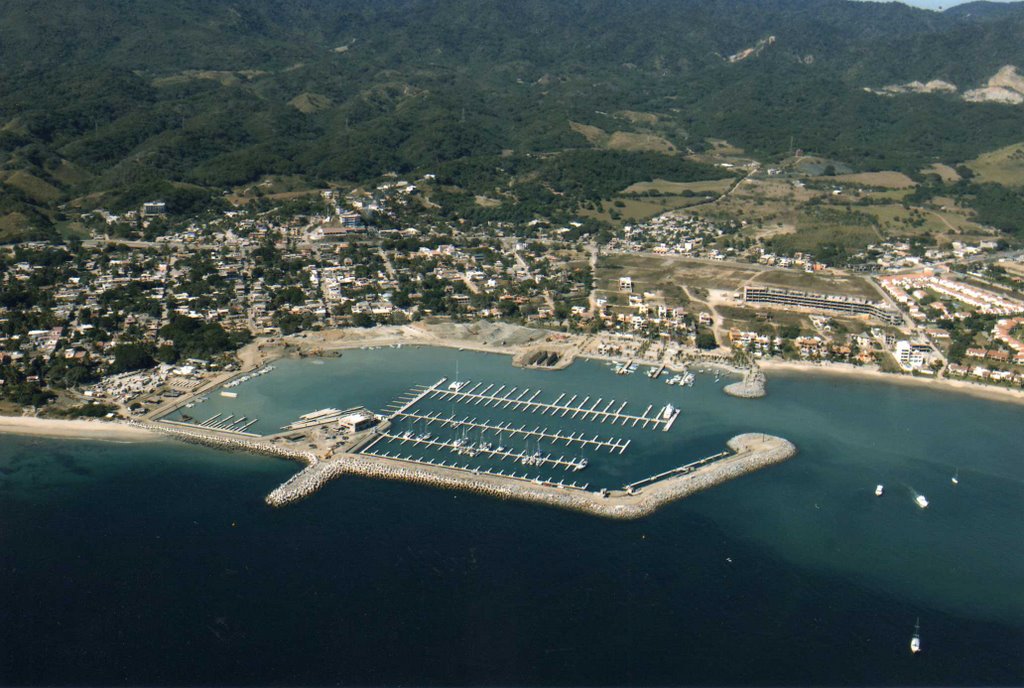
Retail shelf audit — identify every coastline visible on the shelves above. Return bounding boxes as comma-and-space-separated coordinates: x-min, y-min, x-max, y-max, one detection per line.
758, 360, 1024, 406
0, 416, 161, 442
249, 324, 1024, 407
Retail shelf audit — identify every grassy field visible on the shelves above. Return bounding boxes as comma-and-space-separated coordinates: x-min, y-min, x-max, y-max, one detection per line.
3, 170, 63, 203
816, 171, 916, 189
600, 252, 880, 300
864, 203, 990, 239
288, 92, 332, 113
966, 142, 1024, 187
621, 178, 735, 195
579, 194, 714, 226
606, 131, 677, 153
921, 163, 961, 182
598, 254, 764, 293
747, 268, 880, 299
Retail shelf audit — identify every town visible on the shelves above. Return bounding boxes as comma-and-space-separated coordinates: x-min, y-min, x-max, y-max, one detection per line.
2, 170, 1024, 418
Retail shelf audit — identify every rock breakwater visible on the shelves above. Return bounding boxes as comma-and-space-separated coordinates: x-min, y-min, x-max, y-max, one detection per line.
265, 433, 796, 520
724, 367, 767, 398
128, 420, 318, 464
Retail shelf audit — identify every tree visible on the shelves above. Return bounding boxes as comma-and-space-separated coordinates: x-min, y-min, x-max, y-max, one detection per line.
109, 342, 155, 374
696, 330, 718, 350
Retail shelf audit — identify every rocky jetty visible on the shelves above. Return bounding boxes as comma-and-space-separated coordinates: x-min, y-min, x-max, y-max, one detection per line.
130, 420, 317, 464
723, 367, 766, 398
265, 433, 796, 520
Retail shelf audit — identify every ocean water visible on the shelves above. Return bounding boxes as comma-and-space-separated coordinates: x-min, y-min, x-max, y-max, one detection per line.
1, 349, 1022, 686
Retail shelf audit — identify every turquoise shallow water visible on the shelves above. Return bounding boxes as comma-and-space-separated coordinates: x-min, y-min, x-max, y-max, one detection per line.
2, 348, 1022, 685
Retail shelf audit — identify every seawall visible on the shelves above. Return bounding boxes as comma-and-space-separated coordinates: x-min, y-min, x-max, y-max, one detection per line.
723, 367, 767, 398
265, 433, 796, 520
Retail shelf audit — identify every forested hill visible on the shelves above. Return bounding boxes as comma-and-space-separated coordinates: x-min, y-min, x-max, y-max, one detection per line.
1, 0, 1022, 233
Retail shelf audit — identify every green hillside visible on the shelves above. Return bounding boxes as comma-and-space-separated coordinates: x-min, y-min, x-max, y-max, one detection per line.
0, 0, 1022, 237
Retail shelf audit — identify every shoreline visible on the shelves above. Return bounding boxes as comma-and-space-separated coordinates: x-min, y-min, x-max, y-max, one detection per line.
250, 325, 1024, 407
758, 360, 1024, 406
0, 416, 162, 442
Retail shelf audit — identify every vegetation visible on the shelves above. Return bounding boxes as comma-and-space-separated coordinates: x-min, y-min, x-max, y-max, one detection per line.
1, 0, 1023, 241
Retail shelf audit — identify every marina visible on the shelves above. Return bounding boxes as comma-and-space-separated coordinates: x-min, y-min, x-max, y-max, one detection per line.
148, 348, 786, 510
401, 377, 680, 431
360, 430, 591, 472
383, 409, 631, 454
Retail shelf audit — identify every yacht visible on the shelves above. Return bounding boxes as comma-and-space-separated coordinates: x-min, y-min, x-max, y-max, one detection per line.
875, 484, 884, 497
915, 494, 929, 509
951, 469, 959, 485
910, 618, 921, 654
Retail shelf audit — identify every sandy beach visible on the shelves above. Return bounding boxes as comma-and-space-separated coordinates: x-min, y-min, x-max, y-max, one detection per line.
0, 416, 161, 442
758, 360, 1024, 405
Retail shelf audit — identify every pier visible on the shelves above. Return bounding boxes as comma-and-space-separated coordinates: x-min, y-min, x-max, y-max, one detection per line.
352, 445, 589, 490
388, 409, 630, 453
624, 450, 730, 493
401, 378, 678, 431
157, 417, 262, 438
359, 431, 591, 472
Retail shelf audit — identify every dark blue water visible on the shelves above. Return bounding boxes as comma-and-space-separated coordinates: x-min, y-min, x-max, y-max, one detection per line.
2, 350, 1022, 685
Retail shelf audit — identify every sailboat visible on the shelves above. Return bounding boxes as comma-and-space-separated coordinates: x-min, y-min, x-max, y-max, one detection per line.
910, 618, 921, 654
448, 360, 465, 391
951, 469, 959, 485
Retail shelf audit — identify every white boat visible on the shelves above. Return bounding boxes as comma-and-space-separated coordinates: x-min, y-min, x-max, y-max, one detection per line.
910, 618, 921, 654
915, 494, 929, 509
662, 403, 676, 420
220, 391, 238, 398
875, 484, 884, 497
951, 469, 959, 485
448, 380, 466, 391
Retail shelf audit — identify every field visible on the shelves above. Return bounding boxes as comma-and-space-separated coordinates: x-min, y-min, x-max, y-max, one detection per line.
598, 254, 765, 294
746, 269, 881, 299
622, 178, 735, 195
966, 142, 1024, 186
815, 171, 916, 189
2, 170, 63, 204
599, 253, 878, 299
921, 163, 961, 182
579, 194, 715, 226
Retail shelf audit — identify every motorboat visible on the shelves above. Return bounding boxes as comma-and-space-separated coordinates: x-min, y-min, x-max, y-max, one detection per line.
910, 618, 921, 654
915, 494, 929, 509
875, 484, 884, 497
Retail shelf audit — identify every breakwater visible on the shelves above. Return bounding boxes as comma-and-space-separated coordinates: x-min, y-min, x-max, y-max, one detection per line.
265, 433, 796, 520
126, 420, 318, 464
724, 367, 767, 398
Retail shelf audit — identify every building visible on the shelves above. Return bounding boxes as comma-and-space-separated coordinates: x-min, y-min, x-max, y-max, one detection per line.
339, 411, 378, 433
894, 340, 933, 371
142, 201, 167, 216
742, 285, 901, 325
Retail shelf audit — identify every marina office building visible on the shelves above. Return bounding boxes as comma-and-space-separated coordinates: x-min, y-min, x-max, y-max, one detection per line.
742, 285, 902, 325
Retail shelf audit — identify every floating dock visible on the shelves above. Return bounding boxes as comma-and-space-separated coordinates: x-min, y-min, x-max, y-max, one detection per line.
359, 431, 590, 472
388, 409, 631, 454
623, 450, 731, 493
353, 445, 590, 491
393, 378, 679, 431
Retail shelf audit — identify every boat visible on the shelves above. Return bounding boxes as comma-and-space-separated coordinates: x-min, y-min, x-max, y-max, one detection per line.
951, 469, 959, 485
875, 484, 884, 497
662, 403, 676, 420
220, 391, 238, 398
910, 618, 921, 654
915, 494, 929, 509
